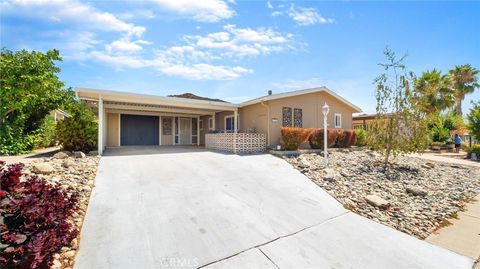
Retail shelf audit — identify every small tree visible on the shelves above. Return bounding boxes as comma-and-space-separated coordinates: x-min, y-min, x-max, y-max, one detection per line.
56, 101, 97, 152
367, 48, 430, 164
467, 101, 480, 141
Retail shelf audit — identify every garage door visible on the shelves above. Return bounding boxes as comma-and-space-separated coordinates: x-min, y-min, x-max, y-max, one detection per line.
120, 115, 159, 146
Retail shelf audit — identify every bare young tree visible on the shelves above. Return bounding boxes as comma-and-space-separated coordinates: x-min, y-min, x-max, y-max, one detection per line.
367, 47, 430, 165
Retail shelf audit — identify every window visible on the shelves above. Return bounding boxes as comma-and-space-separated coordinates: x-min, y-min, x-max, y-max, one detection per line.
225, 115, 235, 132
199, 119, 203, 131
208, 117, 213, 130
335, 113, 342, 128
162, 117, 172, 135
282, 107, 303, 127
294, 108, 303, 128
282, 107, 292, 127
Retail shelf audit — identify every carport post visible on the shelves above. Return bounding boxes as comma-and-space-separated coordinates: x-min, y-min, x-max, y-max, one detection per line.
212, 113, 216, 130
197, 116, 200, 146
234, 109, 238, 133
98, 97, 103, 155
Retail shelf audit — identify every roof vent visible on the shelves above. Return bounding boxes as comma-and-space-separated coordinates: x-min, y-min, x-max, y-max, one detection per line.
268, 90, 272, 96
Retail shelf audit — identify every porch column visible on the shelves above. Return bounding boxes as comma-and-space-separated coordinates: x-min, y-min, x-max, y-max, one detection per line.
212, 113, 216, 130
98, 97, 104, 155
234, 109, 238, 133
197, 116, 200, 146
172, 117, 176, 145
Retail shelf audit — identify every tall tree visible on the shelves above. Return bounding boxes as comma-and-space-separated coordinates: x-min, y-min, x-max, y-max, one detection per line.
0, 49, 70, 154
448, 64, 479, 115
412, 69, 455, 114
367, 47, 430, 165
467, 102, 480, 141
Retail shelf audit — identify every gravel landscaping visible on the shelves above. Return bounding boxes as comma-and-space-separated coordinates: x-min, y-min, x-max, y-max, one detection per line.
19, 151, 99, 269
285, 149, 480, 239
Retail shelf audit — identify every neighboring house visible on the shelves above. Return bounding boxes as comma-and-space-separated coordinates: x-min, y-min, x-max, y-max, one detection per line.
75, 87, 361, 154
352, 113, 395, 130
50, 109, 70, 122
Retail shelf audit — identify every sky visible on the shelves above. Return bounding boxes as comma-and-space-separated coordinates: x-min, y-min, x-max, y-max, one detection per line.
1, 0, 479, 114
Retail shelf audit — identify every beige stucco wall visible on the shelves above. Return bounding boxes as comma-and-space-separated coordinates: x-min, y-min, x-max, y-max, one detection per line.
107, 113, 120, 147
199, 115, 213, 145
239, 103, 267, 134
214, 111, 234, 131
239, 91, 356, 147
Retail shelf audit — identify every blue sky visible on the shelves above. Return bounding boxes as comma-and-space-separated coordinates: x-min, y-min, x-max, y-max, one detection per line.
1, 0, 479, 114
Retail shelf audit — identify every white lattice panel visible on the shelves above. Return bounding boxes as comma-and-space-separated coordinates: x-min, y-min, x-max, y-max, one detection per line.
206, 133, 266, 154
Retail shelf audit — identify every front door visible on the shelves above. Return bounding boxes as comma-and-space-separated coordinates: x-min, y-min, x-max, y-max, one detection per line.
179, 118, 191, 145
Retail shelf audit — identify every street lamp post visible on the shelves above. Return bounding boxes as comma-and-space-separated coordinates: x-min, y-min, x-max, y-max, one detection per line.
322, 102, 330, 166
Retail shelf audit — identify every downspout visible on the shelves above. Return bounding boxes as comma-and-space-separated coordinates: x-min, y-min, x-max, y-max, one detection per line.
261, 100, 270, 147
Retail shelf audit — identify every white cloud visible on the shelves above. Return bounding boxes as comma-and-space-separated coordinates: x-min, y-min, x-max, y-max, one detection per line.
186, 24, 294, 57
266, 1, 273, 9
287, 5, 336, 26
106, 37, 152, 54
152, 0, 235, 22
271, 11, 283, 17
88, 24, 292, 80
160, 64, 251, 80
4, 0, 145, 36
272, 77, 325, 91
117, 9, 156, 20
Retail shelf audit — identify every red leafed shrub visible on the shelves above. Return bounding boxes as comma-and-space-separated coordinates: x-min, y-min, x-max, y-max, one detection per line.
281, 127, 312, 150
308, 128, 338, 149
337, 129, 357, 148
0, 160, 79, 269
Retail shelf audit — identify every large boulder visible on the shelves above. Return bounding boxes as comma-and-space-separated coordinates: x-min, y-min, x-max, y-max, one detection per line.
53, 152, 69, 159
365, 195, 390, 209
32, 163, 54, 174
406, 186, 428, 196
74, 151, 86, 158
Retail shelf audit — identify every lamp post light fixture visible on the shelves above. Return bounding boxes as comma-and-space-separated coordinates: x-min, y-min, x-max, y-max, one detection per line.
322, 102, 330, 165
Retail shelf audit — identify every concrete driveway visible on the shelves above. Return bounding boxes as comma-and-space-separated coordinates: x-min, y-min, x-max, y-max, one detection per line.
75, 147, 474, 269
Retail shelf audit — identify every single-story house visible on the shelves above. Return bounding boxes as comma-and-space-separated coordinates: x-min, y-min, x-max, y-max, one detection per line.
75, 87, 361, 154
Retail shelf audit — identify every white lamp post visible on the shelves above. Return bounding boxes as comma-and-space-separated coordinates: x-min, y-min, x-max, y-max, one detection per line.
322, 102, 330, 165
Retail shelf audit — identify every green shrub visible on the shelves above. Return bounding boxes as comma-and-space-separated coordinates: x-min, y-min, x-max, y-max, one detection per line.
281, 127, 312, 150
355, 128, 367, 146
24, 115, 57, 150
465, 145, 480, 154
430, 141, 445, 147
431, 124, 450, 143
56, 102, 97, 152
0, 120, 28, 155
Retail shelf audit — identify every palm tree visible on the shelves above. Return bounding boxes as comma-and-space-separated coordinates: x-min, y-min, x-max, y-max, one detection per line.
413, 69, 455, 114
448, 64, 479, 115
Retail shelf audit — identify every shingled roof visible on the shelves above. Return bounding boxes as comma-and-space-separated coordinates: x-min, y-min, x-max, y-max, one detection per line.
168, 93, 227, 103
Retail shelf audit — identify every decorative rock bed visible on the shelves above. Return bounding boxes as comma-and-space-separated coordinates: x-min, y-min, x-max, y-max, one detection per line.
19, 151, 99, 269
285, 149, 480, 239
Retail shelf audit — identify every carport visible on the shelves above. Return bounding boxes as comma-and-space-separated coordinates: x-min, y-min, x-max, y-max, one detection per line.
75, 87, 239, 154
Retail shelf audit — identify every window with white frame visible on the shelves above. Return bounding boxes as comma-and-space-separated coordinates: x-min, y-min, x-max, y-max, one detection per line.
334, 113, 342, 128
199, 119, 203, 131
225, 115, 235, 132
208, 117, 213, 130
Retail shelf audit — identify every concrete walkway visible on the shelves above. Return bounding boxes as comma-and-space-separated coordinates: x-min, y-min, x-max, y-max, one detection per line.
409, 152, 480, 168
0, 146, 60, 165
75, 147, 474, 269
427, 193, 480, 260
